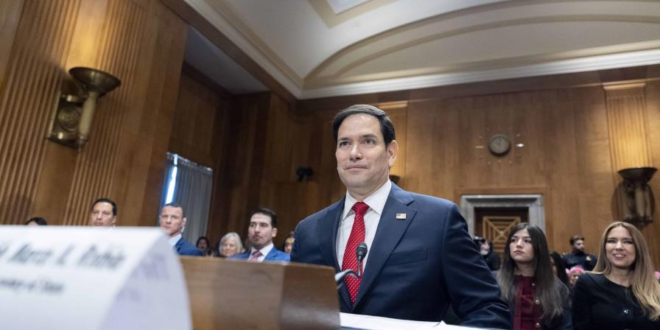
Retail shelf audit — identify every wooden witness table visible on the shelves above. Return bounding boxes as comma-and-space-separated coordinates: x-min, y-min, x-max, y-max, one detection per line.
180, 257, 341, 330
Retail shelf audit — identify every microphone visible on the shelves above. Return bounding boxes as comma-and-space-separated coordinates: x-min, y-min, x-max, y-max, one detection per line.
356, 242, 368, 277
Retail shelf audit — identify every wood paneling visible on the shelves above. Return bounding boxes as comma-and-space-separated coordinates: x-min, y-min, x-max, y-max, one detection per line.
170, 67, 237, 244
643, 80, 660, 266
1, 0, 188, 226
168, 58, 660, 267
0, 0, 82, 223
290, 75, 660, 266
604, 83, 652, 171
170, 72, 222, 167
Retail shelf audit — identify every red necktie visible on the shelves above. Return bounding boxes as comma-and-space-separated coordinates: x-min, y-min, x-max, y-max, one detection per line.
249, 250, 262, 262
342, 201, 369, 304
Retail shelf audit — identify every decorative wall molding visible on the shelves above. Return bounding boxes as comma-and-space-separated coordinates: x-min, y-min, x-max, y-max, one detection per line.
459, 194, 545, 235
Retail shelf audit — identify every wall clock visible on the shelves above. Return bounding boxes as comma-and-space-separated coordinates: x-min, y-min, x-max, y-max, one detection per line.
488, 134, 511, 156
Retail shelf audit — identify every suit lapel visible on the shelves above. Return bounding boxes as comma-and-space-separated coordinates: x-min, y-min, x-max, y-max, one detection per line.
174, 238, 183, 253
354, 185, 416, 307
264, 248, 277, 261
316, 198, 352, 309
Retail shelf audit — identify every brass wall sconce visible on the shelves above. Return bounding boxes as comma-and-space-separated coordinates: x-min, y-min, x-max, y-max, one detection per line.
48, 67, 121, 148
618, 167, 656, 227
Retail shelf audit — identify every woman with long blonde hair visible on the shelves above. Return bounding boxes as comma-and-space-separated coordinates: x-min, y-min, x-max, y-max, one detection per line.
573, 221, 660, 329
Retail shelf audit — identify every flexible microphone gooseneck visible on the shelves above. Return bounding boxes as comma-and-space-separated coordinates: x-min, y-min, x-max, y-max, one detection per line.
335, 269, 357, 289
356, 242, 368, 277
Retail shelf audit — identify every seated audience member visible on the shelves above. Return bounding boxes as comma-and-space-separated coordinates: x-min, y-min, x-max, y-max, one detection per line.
89, 198, 117, 227
573, 221, 660, 330
568, 266, 585, 288
196, 236, 212, 256
25, 217, 47, 226
282, 231, 295, 254
230, 207, 289, 262
498, 223, 572, 330
158, 203, 203, 257
218, 232, 244, 258
475, 236, 501, 271
563, 234, 597, 271
550, 251, 570, 286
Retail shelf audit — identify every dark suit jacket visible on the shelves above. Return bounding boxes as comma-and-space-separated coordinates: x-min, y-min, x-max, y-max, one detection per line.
175, 237, 203, 256
231, 247, 291, 262
291, 184, 511, 329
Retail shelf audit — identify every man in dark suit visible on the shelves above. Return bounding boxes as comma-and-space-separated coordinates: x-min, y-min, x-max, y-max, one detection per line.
562, 234, 597, 271
159, 203, 203, 256
291, 105, 511, 329
231, 207, 290, 262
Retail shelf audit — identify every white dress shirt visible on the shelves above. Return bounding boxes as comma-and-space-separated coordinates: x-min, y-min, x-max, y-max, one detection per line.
168, 233, 182, 247
250, 242, 274, 262
336, 180, 392, 272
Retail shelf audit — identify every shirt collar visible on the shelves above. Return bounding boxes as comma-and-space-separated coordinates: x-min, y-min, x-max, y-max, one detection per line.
168, 233, 182, 247
251, 242, 274, 257
342, 180, 392, 219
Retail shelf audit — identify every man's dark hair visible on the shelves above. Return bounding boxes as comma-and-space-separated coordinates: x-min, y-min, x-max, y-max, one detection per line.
92, 198, 117, 216
25, 217, 48, 226
163, 202, 185, 218
569, 235, 584, 246
332, 104, 396, 146
249, 207, 278, 228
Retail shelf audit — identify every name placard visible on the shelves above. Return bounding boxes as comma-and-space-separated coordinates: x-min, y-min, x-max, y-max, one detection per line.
0, 227, 191, 330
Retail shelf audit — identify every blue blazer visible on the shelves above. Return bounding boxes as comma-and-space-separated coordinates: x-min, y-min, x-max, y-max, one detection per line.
231, 247, 290, 262
175, 237, 203, 256
291, 184, 511, 329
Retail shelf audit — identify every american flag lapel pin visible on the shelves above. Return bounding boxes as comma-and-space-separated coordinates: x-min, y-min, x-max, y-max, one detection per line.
396, 213, 407, 220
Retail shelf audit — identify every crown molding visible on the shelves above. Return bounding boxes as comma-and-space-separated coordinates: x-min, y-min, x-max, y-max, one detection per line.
300, 48, 660, 99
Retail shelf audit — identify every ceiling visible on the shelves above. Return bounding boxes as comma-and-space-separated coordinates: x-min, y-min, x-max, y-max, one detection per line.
183, 0, 660, 99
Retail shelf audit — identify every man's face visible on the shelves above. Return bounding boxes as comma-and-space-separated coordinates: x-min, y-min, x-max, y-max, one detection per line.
336, 114, 398, 198
573, 239, 585, 252
159, 206, 186, 237
248, 213, 277, 250
89, 202, 116, 227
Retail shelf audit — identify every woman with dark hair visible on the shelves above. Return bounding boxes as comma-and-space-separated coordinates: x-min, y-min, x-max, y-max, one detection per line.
498, 223, 572, 330
282, 231, 295, 254
550, 250, 570, 286
25, 217, 47, 226
195, 236, 212, 256
573, 221, 660, 330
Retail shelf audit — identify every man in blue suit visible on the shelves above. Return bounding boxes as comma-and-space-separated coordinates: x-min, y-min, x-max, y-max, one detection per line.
159, 203, 203, 257
231, 207, 290, 262
291, 105, 511, 329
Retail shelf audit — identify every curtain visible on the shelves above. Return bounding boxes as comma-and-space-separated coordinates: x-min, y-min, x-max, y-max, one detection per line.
159, 153, 213, 244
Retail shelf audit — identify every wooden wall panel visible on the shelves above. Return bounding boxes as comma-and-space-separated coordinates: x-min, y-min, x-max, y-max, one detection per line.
172, 66, 660, 266
171, 68, 236, 243
170, 73, 219, 167
605, 83, 652, 171
64, 0, 149, 225
643, 80, 660, 266
0, 0, 81, 223
1, 0, 187, 226
0, 0, 25, 89
291, 80, 660, 266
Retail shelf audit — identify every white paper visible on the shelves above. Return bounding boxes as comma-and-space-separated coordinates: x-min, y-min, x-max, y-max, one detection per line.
340, 312, 484, 330
0, 226, 191, 330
